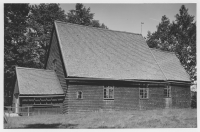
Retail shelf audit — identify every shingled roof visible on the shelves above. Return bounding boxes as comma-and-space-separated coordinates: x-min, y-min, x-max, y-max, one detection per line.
151, 48, 190, 82
16, 67, 64, 95
54, 21, 166, 80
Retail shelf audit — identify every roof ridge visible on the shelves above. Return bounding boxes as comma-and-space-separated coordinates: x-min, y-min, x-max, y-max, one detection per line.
16, 66, 54, 72
150, 48, 175, 54
54, 20, 142, 36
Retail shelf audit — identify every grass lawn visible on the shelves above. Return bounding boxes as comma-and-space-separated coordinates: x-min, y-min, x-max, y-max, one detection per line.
4, 108, 197, 129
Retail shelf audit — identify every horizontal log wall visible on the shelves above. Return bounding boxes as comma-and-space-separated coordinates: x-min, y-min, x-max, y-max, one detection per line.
68, 84, 103, 113
46, 31, 68, 113
68, 83, 168, 113
139, 87, 165, 110
114, 86, 139, 111
171, 85, 191, 108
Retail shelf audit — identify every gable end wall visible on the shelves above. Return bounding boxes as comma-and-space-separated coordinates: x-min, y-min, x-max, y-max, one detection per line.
46, 30, 68, 113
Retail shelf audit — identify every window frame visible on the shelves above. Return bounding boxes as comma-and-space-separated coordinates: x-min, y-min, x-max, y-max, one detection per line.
139, 86, 149, 99
164, 86, 171, 98
76, 91, 83, 99
103, 86, 114, 100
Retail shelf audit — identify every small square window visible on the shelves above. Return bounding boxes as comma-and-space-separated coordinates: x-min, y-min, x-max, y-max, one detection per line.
77, 91, 83, 99
103, 86, 114, 100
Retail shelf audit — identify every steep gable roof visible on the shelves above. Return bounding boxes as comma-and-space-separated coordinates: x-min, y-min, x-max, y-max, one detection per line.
54, 21, 166, 80
151, 48, 190, 82
16, 67, 64, 95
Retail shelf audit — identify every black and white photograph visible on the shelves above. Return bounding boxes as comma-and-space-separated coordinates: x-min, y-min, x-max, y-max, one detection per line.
3, 1, 197, 129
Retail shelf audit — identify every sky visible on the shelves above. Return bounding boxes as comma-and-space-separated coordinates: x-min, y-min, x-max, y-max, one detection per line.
60, 3, 196, 37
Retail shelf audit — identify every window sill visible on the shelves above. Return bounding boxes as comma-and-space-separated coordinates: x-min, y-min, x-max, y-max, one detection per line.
139, 98, 149, 100
103, 99, 114, 101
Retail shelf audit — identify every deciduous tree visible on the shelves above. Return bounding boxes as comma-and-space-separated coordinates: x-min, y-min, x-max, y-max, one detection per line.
4, 4, 29, 104
67, 3, 108, 29
28, 3, 67, 66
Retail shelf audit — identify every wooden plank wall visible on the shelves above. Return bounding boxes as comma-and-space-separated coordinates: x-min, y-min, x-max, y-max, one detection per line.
139, 87, 165, 110
68, 83, 191, 113
46, 31, 68, 113
67, 82, 167, 113
171, 85, 191, 108
68, 84, 103, 113
114, 86, 139, 111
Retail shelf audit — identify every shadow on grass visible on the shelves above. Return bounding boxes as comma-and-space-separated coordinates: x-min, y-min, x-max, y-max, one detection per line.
24, 123, 78, 129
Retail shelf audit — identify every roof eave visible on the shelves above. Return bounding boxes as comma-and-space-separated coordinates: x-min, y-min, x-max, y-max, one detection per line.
167, 80, 192, 85
65, 77, 192, 85
65, 77, 166, 83
19, 94, 65, 98
44, 24, 55, 69
54, 21, 68, 78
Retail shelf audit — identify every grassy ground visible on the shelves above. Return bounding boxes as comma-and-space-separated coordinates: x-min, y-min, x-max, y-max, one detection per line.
4, 108, 197, 129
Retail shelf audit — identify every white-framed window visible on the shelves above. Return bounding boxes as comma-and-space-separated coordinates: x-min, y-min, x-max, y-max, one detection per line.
52, 59, 57, 71
103, 86, 114, 100
164, 86, 171, 98
77, 91, 83, 99
139, 88, 149, 99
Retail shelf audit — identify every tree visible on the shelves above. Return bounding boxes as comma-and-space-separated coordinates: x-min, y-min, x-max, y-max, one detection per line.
4, 3, 109, 105
28, 4, 67, 67
4, 3, 68, 105
146, 15, 175, 51
67, 3, 108, 29
146, 5, 196, 80
171, 5, 196, 80
146, 31, 159, 48
4, 4, 30, 105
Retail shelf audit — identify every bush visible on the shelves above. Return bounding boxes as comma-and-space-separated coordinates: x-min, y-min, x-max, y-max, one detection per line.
191, 94, 197, 108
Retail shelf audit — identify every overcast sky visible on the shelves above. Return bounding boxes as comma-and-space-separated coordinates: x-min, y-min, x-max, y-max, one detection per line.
60, 3, 196, 37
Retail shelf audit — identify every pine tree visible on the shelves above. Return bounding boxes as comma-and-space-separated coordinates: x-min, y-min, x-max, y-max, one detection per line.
146, 5, 196, 80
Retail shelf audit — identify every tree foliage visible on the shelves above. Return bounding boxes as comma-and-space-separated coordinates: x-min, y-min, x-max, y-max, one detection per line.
146, 5, 196, 81
4, 4, 67, 100
4, 4, 30, 100
172, 5, 196, 81
4, 3, 108, 105
28, 3, 67, 67
67, 3, 108, 29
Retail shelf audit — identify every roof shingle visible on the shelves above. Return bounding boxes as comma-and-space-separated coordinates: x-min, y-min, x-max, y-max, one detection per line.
55, 21, 166, 80
151, 48, 190, 81
16, 67, 64, 95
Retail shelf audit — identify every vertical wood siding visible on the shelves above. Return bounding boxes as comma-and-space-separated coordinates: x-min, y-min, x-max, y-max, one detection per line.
171, 85, 191, 108
46, 31, 68, 113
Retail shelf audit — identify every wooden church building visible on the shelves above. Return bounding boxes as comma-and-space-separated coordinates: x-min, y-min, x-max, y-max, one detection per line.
13, 21, 191, 114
